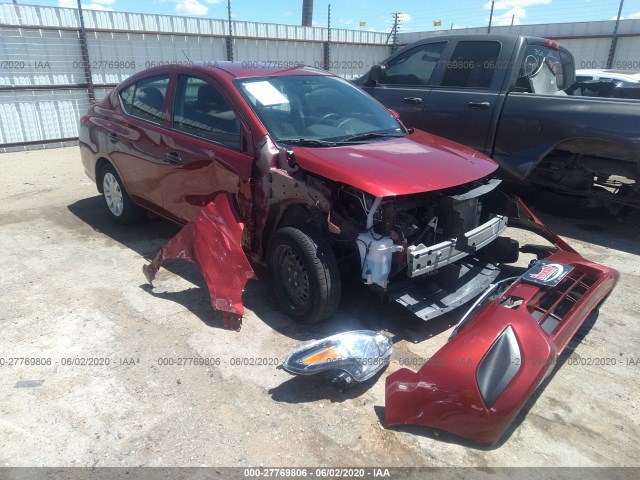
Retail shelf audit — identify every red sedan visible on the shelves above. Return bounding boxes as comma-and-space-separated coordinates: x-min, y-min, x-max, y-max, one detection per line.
80, 62, 513, 326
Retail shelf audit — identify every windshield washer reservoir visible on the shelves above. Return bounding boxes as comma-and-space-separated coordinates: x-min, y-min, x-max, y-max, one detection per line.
358, 232, 403, 289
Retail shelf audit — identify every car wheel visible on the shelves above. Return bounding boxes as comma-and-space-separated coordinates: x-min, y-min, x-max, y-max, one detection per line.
100, 165, 145, 224
268, 226, 341, 324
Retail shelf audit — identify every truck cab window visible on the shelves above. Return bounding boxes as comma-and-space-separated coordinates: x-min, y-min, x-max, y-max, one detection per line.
440, 41, 501, 89
384, 42, 446, 86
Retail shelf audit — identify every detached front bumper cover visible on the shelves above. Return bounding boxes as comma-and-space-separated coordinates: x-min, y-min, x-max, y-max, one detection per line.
384, 198, 620, 445
143, 192, 256, 331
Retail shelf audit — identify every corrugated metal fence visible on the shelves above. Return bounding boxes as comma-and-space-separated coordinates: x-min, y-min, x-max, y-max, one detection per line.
2, 4, 640, 151
0, 3, 391, 151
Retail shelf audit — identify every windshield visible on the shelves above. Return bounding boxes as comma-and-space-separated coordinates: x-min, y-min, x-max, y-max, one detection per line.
235, 75, 404, 145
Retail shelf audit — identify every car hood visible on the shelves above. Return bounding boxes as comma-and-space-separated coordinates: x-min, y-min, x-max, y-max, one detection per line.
291, 130, 498, 197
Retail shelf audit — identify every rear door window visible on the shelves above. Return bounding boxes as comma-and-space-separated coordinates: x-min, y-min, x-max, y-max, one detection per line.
440, 41, 501, 89
119, 75, 170, 124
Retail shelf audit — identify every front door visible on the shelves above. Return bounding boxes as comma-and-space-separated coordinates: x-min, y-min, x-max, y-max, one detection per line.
159, 74, 253, 223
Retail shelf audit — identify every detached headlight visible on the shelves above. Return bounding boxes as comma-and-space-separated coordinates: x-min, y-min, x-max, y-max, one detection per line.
280, 330, 393, 390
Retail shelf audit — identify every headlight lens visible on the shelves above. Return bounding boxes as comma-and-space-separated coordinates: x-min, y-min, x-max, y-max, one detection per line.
281, 330, 393, 389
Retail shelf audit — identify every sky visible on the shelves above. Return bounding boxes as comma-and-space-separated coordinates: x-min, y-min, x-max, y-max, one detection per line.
4, 0, 640, 32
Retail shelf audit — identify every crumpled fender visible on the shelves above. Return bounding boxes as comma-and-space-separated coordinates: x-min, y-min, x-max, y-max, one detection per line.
143, 192, 256, 331
385, 246, 619, 444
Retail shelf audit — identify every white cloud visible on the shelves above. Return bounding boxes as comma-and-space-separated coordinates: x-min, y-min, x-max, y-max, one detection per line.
340, 18, 354, 25
629, 11, 640, 19
492, 6, 526, 25
483, 0, 551, 8
176, 0, 208, 16
483, 0, 551, 25
58, 0, 115, 10
397, 13, 412, 22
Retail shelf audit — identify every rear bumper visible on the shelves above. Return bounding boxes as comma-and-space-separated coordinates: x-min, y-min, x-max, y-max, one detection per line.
80, 142, 98, 185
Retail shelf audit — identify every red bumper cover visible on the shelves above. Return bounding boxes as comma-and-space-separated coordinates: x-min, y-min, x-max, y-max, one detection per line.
385, 249, 619, 444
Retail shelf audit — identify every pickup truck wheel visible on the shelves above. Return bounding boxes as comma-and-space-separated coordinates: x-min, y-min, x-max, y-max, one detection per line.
268, 227, 341, 324
100, 165, 145, 224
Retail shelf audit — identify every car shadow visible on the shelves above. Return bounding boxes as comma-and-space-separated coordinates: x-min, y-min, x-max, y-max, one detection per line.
380, 307, 602, 450
67, 196, 235, 331
269, 368, 386, 404
68, 196, 458, 336
246, 271, 465, 344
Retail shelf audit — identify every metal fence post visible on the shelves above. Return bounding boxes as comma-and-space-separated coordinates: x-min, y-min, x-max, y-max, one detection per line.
77, 0, 95, 101
607, 0, 624, 69
226, 0, 234, 61
323, 4, 331, 70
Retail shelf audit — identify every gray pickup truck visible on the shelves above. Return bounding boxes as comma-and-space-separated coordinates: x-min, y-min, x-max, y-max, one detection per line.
355, 34, 640, 212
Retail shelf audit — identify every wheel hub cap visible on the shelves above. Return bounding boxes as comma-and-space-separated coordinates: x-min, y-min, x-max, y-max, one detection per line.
280, 247, 309, 307
103, 172, 124, 217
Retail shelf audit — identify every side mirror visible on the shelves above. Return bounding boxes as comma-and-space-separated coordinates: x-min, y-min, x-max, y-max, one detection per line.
369, 64, 387, 84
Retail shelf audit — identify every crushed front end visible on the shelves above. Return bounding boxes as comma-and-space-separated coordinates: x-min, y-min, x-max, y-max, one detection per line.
331, 177, 520, 321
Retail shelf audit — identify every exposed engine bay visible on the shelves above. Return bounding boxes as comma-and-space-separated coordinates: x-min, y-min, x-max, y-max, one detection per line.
330, 177, 519, 321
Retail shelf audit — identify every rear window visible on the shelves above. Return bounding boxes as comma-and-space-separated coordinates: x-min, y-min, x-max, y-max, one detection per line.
440, 41, 501, 89
120, 75, 170, 124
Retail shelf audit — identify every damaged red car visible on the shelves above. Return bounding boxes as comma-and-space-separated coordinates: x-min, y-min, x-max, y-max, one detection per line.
79, 62, 618, 445
79, 63, 614, 328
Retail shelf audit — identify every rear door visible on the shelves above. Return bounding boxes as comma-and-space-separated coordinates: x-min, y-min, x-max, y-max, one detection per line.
160, 73, 254, 223
422, 40, 510, 154
111, 73, 171, 210
365, 41, 448, 129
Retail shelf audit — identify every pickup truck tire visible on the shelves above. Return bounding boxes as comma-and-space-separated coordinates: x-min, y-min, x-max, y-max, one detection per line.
268, 226, 341, 324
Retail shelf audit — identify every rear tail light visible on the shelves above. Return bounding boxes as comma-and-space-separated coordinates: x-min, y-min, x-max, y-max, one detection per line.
546, 38, 560, 50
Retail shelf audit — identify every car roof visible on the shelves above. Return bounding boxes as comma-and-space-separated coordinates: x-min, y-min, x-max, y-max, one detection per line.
576, 69, 640, 82
191, 61, 333, 79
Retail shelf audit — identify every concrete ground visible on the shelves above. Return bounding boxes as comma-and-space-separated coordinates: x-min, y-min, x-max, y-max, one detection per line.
0, 147, 639, 468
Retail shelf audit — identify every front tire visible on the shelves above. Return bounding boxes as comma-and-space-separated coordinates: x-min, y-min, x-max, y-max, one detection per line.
100, 164, 145, 224
267, 227, 341, 324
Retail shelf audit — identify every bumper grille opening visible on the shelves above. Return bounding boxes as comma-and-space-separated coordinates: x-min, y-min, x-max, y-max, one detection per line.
528, 269, 598, 335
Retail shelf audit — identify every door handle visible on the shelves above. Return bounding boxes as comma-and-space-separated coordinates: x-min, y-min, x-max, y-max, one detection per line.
468, 101, 491, 109
165, 152, 182, 164
403, 97, 423, 104
108, 133, 119, 143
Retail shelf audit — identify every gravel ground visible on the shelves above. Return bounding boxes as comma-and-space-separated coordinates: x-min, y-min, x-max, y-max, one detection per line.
0, 147, 639, 469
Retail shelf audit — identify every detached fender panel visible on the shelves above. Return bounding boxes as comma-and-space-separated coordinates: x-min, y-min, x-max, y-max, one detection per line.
385, 250, 619, 445
143, 192, 256, 330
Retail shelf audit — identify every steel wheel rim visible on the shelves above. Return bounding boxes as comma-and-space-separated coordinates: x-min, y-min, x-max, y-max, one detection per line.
275, 244, 310, 309
103, 172, 124, 217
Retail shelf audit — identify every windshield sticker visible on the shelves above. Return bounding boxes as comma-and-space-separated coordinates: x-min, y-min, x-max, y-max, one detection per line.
245, 81, 289, 106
